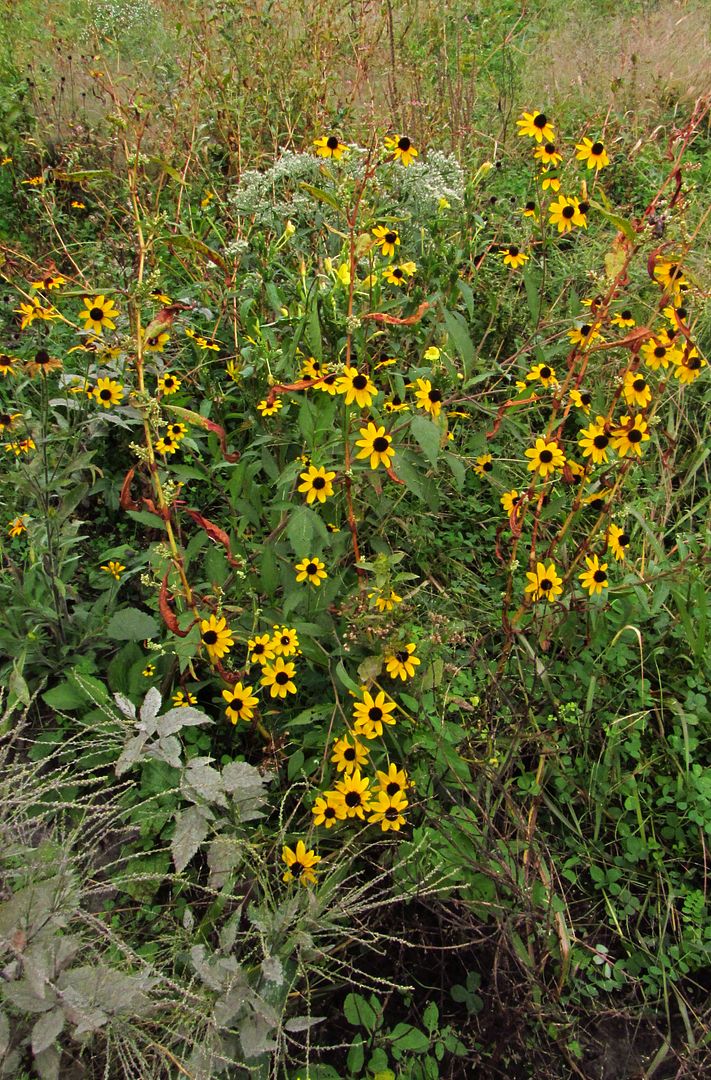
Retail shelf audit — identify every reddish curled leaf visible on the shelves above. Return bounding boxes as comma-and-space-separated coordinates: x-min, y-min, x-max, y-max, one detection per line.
265, 375, 325, 406
119, 466, 139, 511
646, 245, 665, 281
159, 572, 191, 637
198, 417, 240, 463
361, 301, 430, 326
668, 167, 683, 209
486, 396, 539, 440
142, 497, 169, 521
385, 465, 405, 485
184, 509, 242, 567
494, 521, 509, 566
213, 658, 243, 685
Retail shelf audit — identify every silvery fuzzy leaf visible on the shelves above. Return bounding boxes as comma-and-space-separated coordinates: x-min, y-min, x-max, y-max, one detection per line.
148, 735, 183, 769
190, 945, 241, 992
33, 1046, 61, 1080
171, 805, 211, 873
207, 837, 242, 890
2, 981, 56, 1014
115, 733, 149, 777
155, 707, 212, 736
239, 1015, 277, 1059
0, 1009, 9, 1056
181, 760, 227, 807
260, 956, 283, 986
31, 1007, 65, 1055
112, 693, 136, 720
284, 1015, 326, 1033
139, 686, 162, 726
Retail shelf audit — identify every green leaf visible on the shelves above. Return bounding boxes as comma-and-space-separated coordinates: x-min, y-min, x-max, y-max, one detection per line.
335, 661, 359, 693
299, 182, 343, 213
443, 309, 474, 374
343, 993, 377, 1031
305, 301, 322, 362
388, 1023, 430, 1054
410, 415, 441, 467
589, 200, 636, 241
106, 608, 160, 642
42, 680, 84, 711
444, 452, 465, 490
286, 505, 316, 555
523, 265, 542, 322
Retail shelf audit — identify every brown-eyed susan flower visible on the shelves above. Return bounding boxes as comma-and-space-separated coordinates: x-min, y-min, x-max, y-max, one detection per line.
610, 414, 650, 458
7, 515, 28, 538
93, 376, 124, 408
314, 134, 348, 159
144, 330, 170, 352
516, 110, 555, 142
314, 372, 339, 395
24, 349, 62, 378
79, 295, 119, 334
101, 560, 126, 580
549, 196, 584, 234
297, 464, 336, 504
622, 371, 652, 409
331, 735, 369, 774
575, 199, 590, 228
0, 354, 18, 377
568, 323, 602, 347
30, 274, 67, 291
16, 297, 57, 329
607, 523, 631, 561
155, 433, 180, 455
335, 366, 377, 408
0, 410, 21, 433
382, 262, 416, 286
569, 389, 593, 413
384, 396, 409, 413
173, 689, 197, 707
166, 422, 188, 441
377, 763, 411, 798
500, 489, 521, 514
575, 137, 610, 171
534, 141, 562, 166
539, 171, 561, 192
5, 438, 36, 456
673, 348, 706, 384
301, 355, 325, 379
312, 793, 347, 829
271, 625, 299, 657
385, 135, 418, 166
142, 663, 155, 677
501, 245, 529, 269
200, 614, 234, 660
612, 309, 636, 329
525, 561, 563, 603
22, 175, 44, 186
413, 378, 443, 418
334, 770, 372, 818
222, 682, 259, 724
525, 438, 565, 478
368, 790, 409, 832
261, 657, 297, 698
353, 689, 397, 739
71, 200, 85, 209
520, 200, 538, 219
157, 372, 181, 395
248, 633, 276, 665
473, 453, 493, 477
578, 416, 611, 465
641, 339, 677, 371
282, 840, 321, 885
295, 556, 328, 586
355, 422, 395, 470
370, 589, 402, 612
257, 398, 283, 416
151, 291, 173, 305
579, 554, 609, 596
527, 363, 557, 388
664, 305, 689, 326
372, 225, 401, 258
384, 643, 420, 681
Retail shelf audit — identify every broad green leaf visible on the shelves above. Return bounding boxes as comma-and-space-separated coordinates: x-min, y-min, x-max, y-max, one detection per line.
442, 309, 474, 374
106, 608, 160, 642
410, 414, 441, 467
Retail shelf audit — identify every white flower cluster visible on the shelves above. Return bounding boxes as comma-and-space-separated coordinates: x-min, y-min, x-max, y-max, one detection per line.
229, 151, 326, 229
390, 149, 465, 214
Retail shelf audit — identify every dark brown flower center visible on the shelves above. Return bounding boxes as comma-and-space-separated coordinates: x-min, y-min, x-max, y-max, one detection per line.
386, 782, 401, 796
89, 306, 103, 320
562, 205, 575, 219
353, 374, 368, 389
253, 643, 265, 655
578, 201, 589, 215
483, 460, 493, 471
275, 671, 289, 685
397, 136, 411, 151
385, 231, 397, 244
312, 476, 326, 488
345, 791, 362, 807
618, 533, 629, 546
384, 807, 400, 821
35, 349, 50, 364
544, 142, 556, 153
621, 309, 632, 320
540, 366, 551, 378
593, 434, 609, 449
508, 245, 519, 256
534, 113, 547, 128
392, 268, 404, 279
202, 630, 218, 645
581, 393, 592, 405
581, 325, 591, 335
687, 357, 701, 370
628, 428, 643, 443
326, 136, 339, 150
324, 806, 336, 819
280, 635, 290, 646
525, 201, 536, 211
100, 388, 112, 400
591, 141, 604, 155
368, 706, 383, 722
676, 307, 688, 320
306, 562, 318, 574
231, 698, 243, 712
632, 378, 646, 392
163, 376, 175, 387
373, 436, 389, 452
344, 747, 356, 761
593, 569, 607, 583
539, 449, 553, 463
396, 651, 409, 663
0, 413, 10, 425
428, 389, 442, 402
654, 347, 666, 359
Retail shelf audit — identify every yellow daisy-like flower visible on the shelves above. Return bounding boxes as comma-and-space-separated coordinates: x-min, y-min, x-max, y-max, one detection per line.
501, 245, 529, 269
569, 389, 593, 413
413, 378, 444, 418
0, 354, 18, 377
200, 614, 235, 660
222, 682, 259, 724
25, 349, 63, 378
516, 110, 555, 142
372, 225, 401, 258
525, 438, 565, 478
653, 259, 688, 296
7, 515, 29, 538
312, 792, 347, 829
579, 554, 609, 596
622, 371, 652, 409
672, 348, 706, 385
355, 422, 395, 470
79, 295, 119, 334
93, 377, 124, 408
534, 141, 562, 166
641, 339, 677, 371
335, 366, 377, 408
30, 274, 67, 291
165, 422, 188, 441
526, 363, 557, 388
382, 262, 416, 286
173, 689, 198, 707
22, 175, 45, 186
384, 643, 420, 681
331, 735, 369, 774
520, 200, 538, 219
368, 790, 409, 832
282, 840, 321, 885
101, 560, 126, 580
473, 453, 493, 478
301, 355, 326, 379
423, 346, 441, 361
539, 171, 561, 192
314, 372, 339, 396
257, 398, 283, 416
313, 135, 348, 159
16, 297, 58, 330
611, 309, 636, 329
0, 410, 21, 433
610, 414, 650, 458
261, 657, 297, 698
524, 561, 563, 603
247, 633, 276, 665
157, 372, 181, 395
297, 464, 336, 504
663, 305, 689, 327
377, 763, 411, 797
575, 137, 610, 171
5, 438, 36, 456
142, 663, 155, 677
385, 135, 418, 166
578, 416, 611, 465
549, 196, 584, 234
352, 689, 397, 739
144, 330, 170, 352
72, 200, 85, 209
295, 556, 328, 587
568, 323, 602, 347
500, 489, 520, 515
607, 523, 631, 562
369, 589, 402, 612
155, 433, 180, 455
334, 769, 372, 819
384, 396, 409, 413
271, 625, 299, 657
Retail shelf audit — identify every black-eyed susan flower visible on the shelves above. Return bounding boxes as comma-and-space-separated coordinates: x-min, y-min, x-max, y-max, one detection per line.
0, 410, 21, 433
144, 330, 170, 352
200, 614, 234, 660
575, 137, 610, 171
534, 141, 562, 166
314, 134, 348, 159
5, 438, 36, 456
612, 309, 636, 329
334, 770, 372, 818
527, 363, 557, 388
142, 662, 155, 677
575, 199, 590, 229
578, 416, 611, 465
520, 200, 538, 219
155, 433, 180, 455
385, 135, 418, 166
525, 438, 565, 478
549, 196, 584, 234
355, 422, 395, 470
93, 376, 124, 408
369, 589, 402, 612
335, 366, 377, 408
663, 305, 689, 326
166, 422, 188, 441
610, 414, 650, 458
24, 349, 62, 378
377, 763, 411, 798
16, 297, 57, 330
653, 259, 688, 298
622, 371, 652, 409
7, 515, 28, 538
501, 245, 529, 270
579, 554, 609, 596
567, 323, 602, 347
673, 348, 706, 384
301, 356, 325, 379
157, 372, 181, 395
516, 110, 555, 142
30, 274, 67, 291
295, 556, 328, 587
248, 633, 276, 665
79, 295, 119, 334
524, 561, 563, 603
173, 689, 198, 707
413, 378, 443, 418
384, 395, 409, 413
315, 371, 339, 396
271, 625, 299, 657
72, 200, 85, 209
261, 657, 297, 698
312, 793, 347, 829
331, 735, 369, 774
607, 523, 631, 562
352, 689, 397, 739
101, 560, 126, 580
384, 643, 420, 681
382, 262, 416, 286
282, 840, 321, 885
368, 790, 409, 832
473, 453, 493, 477
22, 175, 44, 186
569, 389, 592, 413
372, 225, 401, 258
539, 171, 561, 192
0, 354, 18, 377
257, 398, 283, 416
500, 489, 521, 514
297, 464, 336, 504
641, 339, 676, 371
222, 682, 259, 724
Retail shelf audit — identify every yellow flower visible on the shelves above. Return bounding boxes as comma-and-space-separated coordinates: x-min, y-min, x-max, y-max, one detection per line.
607, 524, 631, 562
157, 372, 181, 395
331, 735, 369, 774
500, 245, 529, 269
297, 464, 336, 504
520, 200, 538, 219
578, 416, 611, 465
355, 422, 394, 470
672, 348, 706, 384
382, 262, 416, 286
575, 137, 610, 171
368, 790, 409, 832
165, 422, 188, 441
622, 371, 652, 409
201, 191, 214, 208
569, 389, 592, 413
0, 354, 18, 377
385, 135, 418, 166
271, 625, 299, 657
610, 414, 650, 458
335, 366, 377, 408
525, 438, 565, 478
257, 398, 283, 416
352, 689, 397, 739
534, 141, 562, 166
142, 663, 155, 677
247, 634, 276, 665
143, 329, 170, 352
78, 295, 119, 334
548, 196, 584, 234
173, 689, 198, 707
71, 200, 86, 209
101, 560, 126, 580
22, 175, 45, 186
334, 770, 372, 819
314, 135, 348, 159
524, 561, 563, 603
312, 793, 347, 829
314, 372, 339, 395
5, 438, 36, 456
282, 840, 321, 885
641, 339, 677, 371
424, 346, 441, 361
222, 682, 259, 724
7, 515, 29, 538
301, 355, 326, 379
526, 363, 557, 388
611, 309, 636, 328
93, 377, 124, 408
473, 453, 493, 478
516, 110, 555, 142
25, 349, 62, 378
413, 378, 443, 418
579, 554, 609, 596
376, 763, 411, 797
261, 657, 297, 698
200, 614, 235, 660
0, 409, 21, 433
567, 323, 602, 347
295, 556, 328, 587
30, 274, 67, 291
155, 433, 180, 455
15, 297, 58, 330
372, 225, 401, 258
539, 171, 560, 192
653, 259, 688, 297
369, 589, 402, 612
384, 643, 420, 681
500, 489, 520, 514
